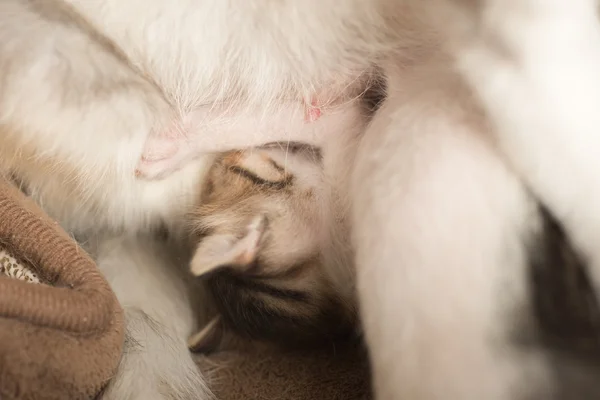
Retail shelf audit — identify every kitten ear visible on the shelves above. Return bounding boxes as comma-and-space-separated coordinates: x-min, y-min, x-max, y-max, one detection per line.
188, 316, 224, 353
190, 215, 267, 277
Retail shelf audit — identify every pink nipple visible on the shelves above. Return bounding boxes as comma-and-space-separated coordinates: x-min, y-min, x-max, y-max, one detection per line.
304, 97, 323, 123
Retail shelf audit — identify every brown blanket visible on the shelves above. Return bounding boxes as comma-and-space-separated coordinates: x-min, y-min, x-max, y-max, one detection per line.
0, 176, 371, 400
0, 176, 125, 400
197, 340, 371, 400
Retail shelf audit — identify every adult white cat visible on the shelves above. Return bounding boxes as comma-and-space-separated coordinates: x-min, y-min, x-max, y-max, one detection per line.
2, 0, 598, 399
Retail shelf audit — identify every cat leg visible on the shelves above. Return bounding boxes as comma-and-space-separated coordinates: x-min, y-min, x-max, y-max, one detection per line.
352, 67, 551, 400
91, 234, 212, 400
0, 0, 197, 234
454, 0, 600, 299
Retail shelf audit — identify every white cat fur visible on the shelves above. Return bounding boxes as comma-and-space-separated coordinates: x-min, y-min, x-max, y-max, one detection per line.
452, 0, 600, 302
87, 234, 211, 400
353, 51, 551, 400
354, 1, 600, 398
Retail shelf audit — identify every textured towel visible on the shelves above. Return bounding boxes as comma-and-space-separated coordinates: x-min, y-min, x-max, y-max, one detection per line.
0, 248, 42, 283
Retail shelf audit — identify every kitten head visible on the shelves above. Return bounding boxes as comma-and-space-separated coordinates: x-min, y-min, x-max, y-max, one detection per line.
187, 143, 355, 352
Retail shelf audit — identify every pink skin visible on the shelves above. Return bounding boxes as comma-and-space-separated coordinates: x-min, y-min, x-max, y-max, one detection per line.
136, 98, 329, 180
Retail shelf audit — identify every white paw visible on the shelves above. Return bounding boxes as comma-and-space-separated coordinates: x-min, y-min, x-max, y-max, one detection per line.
135, 132, 198, 181
101, 309, 213, 400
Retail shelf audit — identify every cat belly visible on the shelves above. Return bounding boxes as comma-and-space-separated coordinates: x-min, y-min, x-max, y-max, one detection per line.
136, 97, 367, 180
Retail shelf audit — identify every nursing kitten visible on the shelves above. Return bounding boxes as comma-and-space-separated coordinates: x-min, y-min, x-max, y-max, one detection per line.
185, 143, 356, 352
